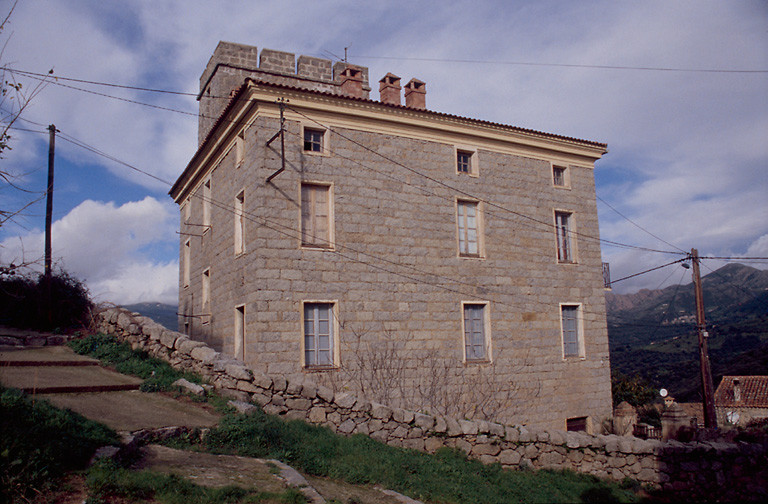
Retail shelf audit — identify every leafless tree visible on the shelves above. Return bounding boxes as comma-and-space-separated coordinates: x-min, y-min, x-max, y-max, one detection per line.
1, 0, 52, 274
315, 321, 541, 423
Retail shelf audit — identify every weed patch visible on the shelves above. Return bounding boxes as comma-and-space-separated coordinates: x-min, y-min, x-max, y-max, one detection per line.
172, 408, 638, 504
68, 333, 201, 392
86, 459, 307, 504
0, 386, 118, 503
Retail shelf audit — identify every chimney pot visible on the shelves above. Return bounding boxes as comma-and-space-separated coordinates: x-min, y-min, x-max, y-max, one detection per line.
404, 78, 426, 109
379, 73, 402, 106
334, 63, 365, 98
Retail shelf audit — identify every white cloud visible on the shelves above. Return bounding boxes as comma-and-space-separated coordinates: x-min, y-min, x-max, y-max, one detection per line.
0, 197, 178, 304
2, 0, 766, 297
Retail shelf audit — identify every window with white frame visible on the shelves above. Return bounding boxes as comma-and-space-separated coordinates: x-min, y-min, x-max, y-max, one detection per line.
301, 183, 332, 248
457, 200, 481, 257
463, 303, 489, 361
203, 179, 211, 230
234, 190, 245, 255
555, 211, 574, 263
303, 302, 335, 368
561, 304, 583, 358
303, 127, 325, 153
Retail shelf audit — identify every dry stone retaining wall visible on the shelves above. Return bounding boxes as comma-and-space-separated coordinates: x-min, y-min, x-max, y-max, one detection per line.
94, 307, 767, 501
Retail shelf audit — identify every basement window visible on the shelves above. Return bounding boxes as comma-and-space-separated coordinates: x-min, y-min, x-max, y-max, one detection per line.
566, 416, 588, 432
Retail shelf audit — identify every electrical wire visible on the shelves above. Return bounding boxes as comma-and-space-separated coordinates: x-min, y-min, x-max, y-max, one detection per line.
284, 103, 684, 256
349, 55, 768, 74
6, 66, 684, 257
52, 126, 677, 321
596, 195, 685, 253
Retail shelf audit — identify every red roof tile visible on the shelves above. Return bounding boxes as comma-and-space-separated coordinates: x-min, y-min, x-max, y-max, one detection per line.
715, 376, 768, 408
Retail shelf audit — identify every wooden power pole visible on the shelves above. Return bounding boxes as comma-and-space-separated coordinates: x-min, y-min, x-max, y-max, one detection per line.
44, 124, 56, 278
691, 248, 717, 429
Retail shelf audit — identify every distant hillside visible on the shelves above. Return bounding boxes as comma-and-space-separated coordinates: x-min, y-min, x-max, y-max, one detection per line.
121, 302, 178, 330
607, 263, 768, 402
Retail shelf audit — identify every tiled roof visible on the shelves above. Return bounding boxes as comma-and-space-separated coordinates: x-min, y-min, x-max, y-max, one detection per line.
172, 76, 608, 199
715, 376, 768, 408
241, 77, 609, 149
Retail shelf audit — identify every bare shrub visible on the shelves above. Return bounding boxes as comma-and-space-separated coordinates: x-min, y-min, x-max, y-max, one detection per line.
315, 322, 540, 423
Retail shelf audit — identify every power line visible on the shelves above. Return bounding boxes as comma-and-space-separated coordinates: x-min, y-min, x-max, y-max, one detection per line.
349, 54, 768, 74
596, 195, 685, 253
7, 66, 683, 257
54, 126, 680, 320
607, 258, 687, 286
2, 67, 199, 97
284, 103, 683, 256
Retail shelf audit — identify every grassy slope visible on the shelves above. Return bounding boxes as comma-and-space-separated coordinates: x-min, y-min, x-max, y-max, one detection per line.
65, 334, 638, 503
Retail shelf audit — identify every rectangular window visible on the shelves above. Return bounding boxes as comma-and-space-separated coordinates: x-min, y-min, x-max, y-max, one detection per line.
183, 239, 191, 288
463, 303, 488, 361
304, 302, 334, 367
301, 183, 332, 248
234, 305, 245, 361
201, 269, 210, 322
561, 304, 582, 358
235, 131, 244, 167
553, 165, 566, 187
455, 148, 477, 175
203, 179, 211, 230
555, 211, 574, 262
457, 151, 471, 173
183, 197, 191, 221
234, 190, 245, 255
457, 200, 480, 257
304, 128, 324, 152
566, 416, 588, 432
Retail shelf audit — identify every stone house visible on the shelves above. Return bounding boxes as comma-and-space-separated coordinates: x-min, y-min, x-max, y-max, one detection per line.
169, 41, 612, 431
715, 375, 768, 426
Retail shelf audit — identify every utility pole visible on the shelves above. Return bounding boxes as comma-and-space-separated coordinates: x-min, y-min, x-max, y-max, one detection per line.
44, 124, 56, 278
691, 248, 717, 429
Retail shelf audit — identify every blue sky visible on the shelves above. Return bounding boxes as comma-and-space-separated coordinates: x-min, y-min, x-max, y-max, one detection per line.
1, 0, 767, 304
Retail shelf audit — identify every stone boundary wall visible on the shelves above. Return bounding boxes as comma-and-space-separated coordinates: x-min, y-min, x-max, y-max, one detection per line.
94, 307, 767, 501
0, 326, 78, 347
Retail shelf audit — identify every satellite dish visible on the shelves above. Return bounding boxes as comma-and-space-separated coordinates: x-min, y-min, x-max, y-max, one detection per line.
660, 388, 668, 398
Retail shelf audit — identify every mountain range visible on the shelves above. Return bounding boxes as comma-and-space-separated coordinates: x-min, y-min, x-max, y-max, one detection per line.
606, 263, 768, 401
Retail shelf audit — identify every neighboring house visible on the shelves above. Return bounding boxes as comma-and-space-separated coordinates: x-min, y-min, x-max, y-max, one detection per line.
170, 42, 612, 431
715, 376, 768, 426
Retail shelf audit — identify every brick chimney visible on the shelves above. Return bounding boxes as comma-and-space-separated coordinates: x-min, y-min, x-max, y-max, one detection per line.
379, 73, 401, 106
404, 78, 426, 109
336, 64, 365, 98
733, 378, 741, 402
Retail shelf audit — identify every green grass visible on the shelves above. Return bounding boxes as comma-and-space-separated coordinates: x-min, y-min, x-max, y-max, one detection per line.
0, 386, 118, 503
70, 332, 638, 503
170, 409, 638, 504
86, 459, 307, 504
68, 333, 202, 392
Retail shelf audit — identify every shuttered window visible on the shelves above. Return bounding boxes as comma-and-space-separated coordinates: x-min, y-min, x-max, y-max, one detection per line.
457, 200, 479, 256
463, 304, 486, 361
555, 211, 573, 262
234, 191, 245, 255
561, 305, 581, 358
304, 303, 333, 367
301, 184, 331, 247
